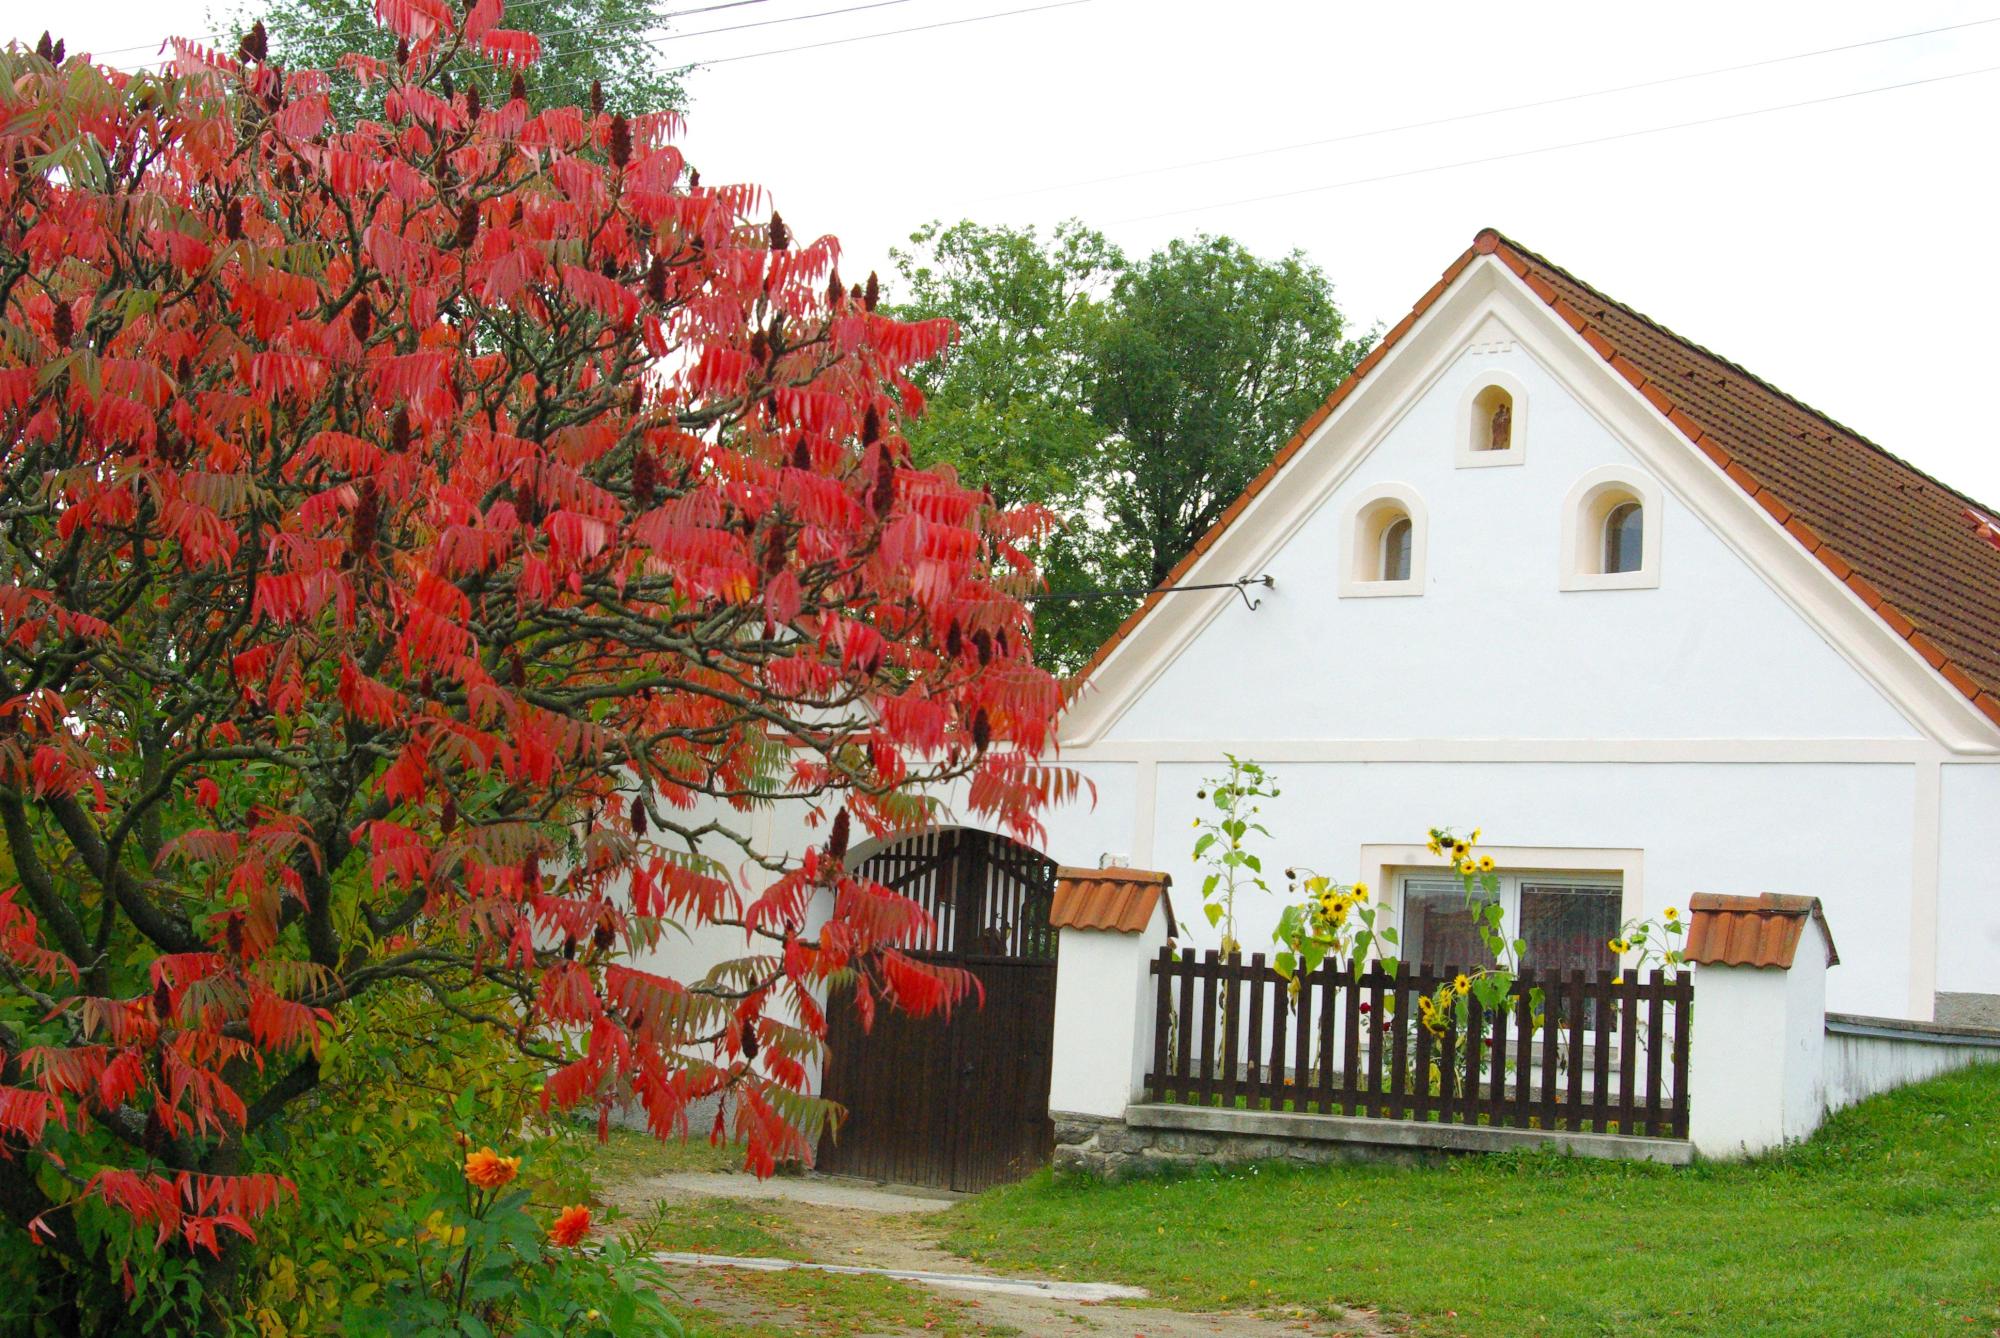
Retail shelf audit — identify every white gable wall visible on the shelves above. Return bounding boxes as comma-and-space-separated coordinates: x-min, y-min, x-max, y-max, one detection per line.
1102, 335, 1920, 743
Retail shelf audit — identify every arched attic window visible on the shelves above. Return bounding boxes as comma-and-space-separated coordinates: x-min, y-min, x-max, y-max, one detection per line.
1341, 484, 1428, 597
1561, 467, 1661, 590
1458, 371, 1528, 468
1603, 500, 1644, 574
1382, 516, 1414, 582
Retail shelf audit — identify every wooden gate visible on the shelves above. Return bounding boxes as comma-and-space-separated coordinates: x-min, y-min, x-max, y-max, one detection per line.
817, 828, 1059, 1192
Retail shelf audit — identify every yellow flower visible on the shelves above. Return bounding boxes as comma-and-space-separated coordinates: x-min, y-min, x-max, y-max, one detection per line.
1426, 838, 1442, 856
1663, 906, 1680, 922
1470, 828, 1481, 843
1613, 974, 1625, 986
1476, 855, 1495, 873
1458, 857, 1477, 875
1418, 995, 1435, 1015
1453, 974, 1470, 996
1451, 840, 1469, 859
1351, 882, 1369, 901
1607, 937, 1630, 955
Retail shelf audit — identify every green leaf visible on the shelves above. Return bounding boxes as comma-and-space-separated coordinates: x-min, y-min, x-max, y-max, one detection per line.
1204, 903, 1223, 926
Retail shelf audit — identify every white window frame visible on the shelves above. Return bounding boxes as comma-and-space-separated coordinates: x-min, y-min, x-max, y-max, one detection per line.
1397, 871, 1625, 973
1560, 465, 1662, 591
1339, 482, 1427, 598
1456, 370, 1529, 469
1355, 844, 1644, 966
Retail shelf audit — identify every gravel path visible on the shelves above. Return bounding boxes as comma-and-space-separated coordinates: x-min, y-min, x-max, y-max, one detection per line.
617, 1171, 1397, 1337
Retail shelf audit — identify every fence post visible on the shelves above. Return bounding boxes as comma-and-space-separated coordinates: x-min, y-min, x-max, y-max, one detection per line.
1045, 867, 1175, 1121
1684, 893, 1838, 1158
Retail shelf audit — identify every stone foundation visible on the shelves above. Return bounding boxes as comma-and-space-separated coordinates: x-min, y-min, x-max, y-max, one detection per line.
1052, 1104, 1692, 1179
1052, 1110, 1447, 1179
1935, 992, 2000, 1032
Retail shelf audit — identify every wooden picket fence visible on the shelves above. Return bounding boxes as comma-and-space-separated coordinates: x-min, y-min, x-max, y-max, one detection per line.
1143, 949, 1691, 1138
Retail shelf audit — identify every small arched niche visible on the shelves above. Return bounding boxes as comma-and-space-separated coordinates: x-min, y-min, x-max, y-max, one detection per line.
1341, 483, 1428, 597
1458, 370, 1528, 468
1561, 467, 1661, 590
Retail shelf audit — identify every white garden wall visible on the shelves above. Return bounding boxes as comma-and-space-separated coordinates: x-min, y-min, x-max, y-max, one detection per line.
1822, 1015, 2000, 1113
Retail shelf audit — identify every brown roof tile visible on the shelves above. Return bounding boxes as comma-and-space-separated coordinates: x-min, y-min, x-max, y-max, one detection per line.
1074, 229, 2000, 734
1683, 893, 1838, 969
1050, 867, 1173, 935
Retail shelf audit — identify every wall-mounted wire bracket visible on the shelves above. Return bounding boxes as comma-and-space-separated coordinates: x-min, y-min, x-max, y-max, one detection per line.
1024, 575, 1276, 611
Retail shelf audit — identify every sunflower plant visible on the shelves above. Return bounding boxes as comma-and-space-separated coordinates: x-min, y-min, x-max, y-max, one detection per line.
1271, 826, 1534, 1039
1272, 872, 1394, 990
1609, 904, 1691, 983
1189, 755, 1281, 957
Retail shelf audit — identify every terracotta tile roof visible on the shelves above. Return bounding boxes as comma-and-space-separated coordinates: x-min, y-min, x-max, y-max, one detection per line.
1683, 892, 1838, 969
1073, 229, 2000, 735
1050, 867, 1173, 934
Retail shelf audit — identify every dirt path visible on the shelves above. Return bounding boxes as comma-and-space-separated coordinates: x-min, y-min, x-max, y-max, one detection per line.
611, 1172, 1397, 1338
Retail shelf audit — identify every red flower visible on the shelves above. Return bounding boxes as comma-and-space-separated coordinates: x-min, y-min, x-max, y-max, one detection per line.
1359, 1001, 1372, 1015
549, 1204, 592, 1247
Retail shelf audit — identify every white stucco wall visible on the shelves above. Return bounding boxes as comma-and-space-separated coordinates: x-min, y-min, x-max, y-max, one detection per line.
1047, 912, 1171, 1119
1686, 918, 1831, 1158
1937, 763, 2000, 1002
1823, 1024, 2000, 1113
1101, 344, 1923, 745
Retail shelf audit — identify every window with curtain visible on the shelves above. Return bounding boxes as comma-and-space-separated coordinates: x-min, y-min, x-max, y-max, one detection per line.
1401, 873, 1622, 978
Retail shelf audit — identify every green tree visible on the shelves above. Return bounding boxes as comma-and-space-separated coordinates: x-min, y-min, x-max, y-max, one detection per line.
220, 0, 688, 122
893, 224, 1371, 673
1091, 235, 1371, 589
890, 219, 1129, 672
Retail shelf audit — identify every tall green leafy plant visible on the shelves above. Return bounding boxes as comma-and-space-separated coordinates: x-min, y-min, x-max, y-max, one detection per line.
1189, 756, 1279, 957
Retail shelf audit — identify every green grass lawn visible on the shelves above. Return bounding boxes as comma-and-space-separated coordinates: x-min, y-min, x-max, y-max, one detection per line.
942, 1065, 2000, 1337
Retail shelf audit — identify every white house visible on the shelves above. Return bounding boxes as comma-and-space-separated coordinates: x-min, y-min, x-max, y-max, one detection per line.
1033, 228, 2000, 1028
639, 229, 2000, 1187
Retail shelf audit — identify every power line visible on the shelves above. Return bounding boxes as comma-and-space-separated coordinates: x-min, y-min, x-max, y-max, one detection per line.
103, 0, 783, 67
1109, 60, 2000, 226
692, 0, 1088, 65
528, 0, 921, 82
520, 0, 1088, 100
982, 13, 2000, 205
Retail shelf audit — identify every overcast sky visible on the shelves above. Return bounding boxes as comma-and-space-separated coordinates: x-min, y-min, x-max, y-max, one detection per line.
46, 0, 2000, 505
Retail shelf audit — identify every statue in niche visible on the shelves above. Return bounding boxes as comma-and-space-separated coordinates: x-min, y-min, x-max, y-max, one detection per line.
1489, 399, 1512, 451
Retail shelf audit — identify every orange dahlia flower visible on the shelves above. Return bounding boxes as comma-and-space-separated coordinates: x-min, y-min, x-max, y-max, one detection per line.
549, 1204, 593, 1247
463, 1147, 521, 1189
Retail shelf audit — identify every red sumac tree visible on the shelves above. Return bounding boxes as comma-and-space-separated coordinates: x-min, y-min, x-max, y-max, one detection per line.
0, 10, 1070, 1283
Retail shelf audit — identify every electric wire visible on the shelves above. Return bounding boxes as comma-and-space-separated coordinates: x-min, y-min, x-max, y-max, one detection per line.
982, 13, 2000, 203
99, 0, 780, 67
1108, 60, 2000, 226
